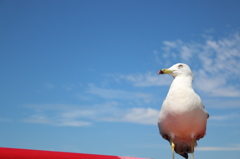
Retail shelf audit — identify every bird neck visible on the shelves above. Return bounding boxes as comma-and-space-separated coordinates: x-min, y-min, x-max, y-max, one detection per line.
171, 76, 193, 89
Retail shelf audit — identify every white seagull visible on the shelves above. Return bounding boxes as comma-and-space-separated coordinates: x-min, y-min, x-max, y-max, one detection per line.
158, 63, 209, 159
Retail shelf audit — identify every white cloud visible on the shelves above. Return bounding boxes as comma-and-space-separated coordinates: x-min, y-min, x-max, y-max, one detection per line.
204, 99, 240, 109
163, 40, 180, 49
107, 72, 172, 87
158, 32, 240, 97
121, 108, 159, 125
24, 104, 73, 110
23, 114, 92, 127
22, 104, 94, 127
112, 32, 240, 98
55, 120, 91, 127
194, 70, 240, 97
87, 84, 155, 104
196, 146, 240, 151
210, 113, 240, 121
22, 103, 160, 126
180, 46, 193, 61
62, 84, 76, 91
37, 80, 162, 127
61, 110, 97, 118
23, 114, 53, 124
101, 108, 159, 125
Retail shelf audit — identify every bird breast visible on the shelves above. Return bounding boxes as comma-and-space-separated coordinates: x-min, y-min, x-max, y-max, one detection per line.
158, 83, 207, 138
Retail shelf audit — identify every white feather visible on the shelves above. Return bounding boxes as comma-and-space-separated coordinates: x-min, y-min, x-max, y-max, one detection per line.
158, 63, 208, 157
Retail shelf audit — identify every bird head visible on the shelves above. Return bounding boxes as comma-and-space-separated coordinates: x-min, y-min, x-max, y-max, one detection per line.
158, 63, 193, 78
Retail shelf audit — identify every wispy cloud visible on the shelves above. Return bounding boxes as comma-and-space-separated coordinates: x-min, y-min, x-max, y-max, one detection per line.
23, 114, 54, 124
24, 32, 240, 127
105, 32, 240, 98
22, 112, 92, 127
22, 102, 159, 127
107, 72, 172, 87
204, 99, 240, 109
210, 113, 240, 121
22, 103, 96, 127
87, 84, 156, 104
62, 84, 76, 91
43, 83, 55, 89
156, 32, 240, 97
55, 120, 92, 127
101, 107, 159, 125
196, 145, 240, 151
0, 117, 11, 122
22, 80, 162, 127
194, 70, 240, 97
121, 108, 159, 125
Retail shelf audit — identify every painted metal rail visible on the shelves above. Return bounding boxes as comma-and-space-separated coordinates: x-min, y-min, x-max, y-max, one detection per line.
0, 147, 150, 159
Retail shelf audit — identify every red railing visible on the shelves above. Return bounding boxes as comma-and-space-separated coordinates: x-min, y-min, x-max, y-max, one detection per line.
0, 147, 150, 159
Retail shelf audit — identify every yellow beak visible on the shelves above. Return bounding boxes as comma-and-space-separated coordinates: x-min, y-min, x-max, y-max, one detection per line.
158, 69, 173, 74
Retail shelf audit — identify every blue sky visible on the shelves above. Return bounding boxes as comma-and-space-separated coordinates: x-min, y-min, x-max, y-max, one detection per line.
1, 0, 240, 159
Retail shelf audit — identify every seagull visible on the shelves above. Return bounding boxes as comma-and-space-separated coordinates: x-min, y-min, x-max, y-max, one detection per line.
157, 63, 209, 159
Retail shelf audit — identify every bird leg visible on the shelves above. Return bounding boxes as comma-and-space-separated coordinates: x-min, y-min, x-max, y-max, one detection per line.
191, 139, 194, 159
171, 140, 175, 159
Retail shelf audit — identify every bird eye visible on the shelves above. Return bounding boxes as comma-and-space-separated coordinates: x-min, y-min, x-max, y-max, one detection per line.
178, 64, 183, 68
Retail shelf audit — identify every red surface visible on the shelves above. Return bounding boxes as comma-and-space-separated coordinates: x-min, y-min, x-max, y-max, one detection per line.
0, 147, 150, 159
0, 147, 120, 159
